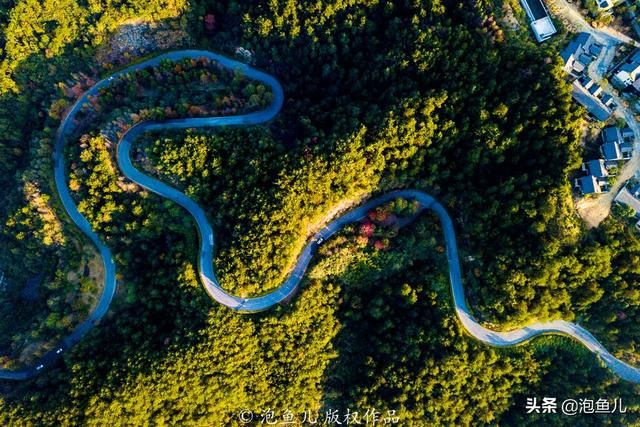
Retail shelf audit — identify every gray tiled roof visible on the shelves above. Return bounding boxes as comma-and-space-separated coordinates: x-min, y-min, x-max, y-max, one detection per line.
588, 84, 602, 95
602, 127, 622, 144
585, 159, 608, 178
579, 76, 593, 88
561, 32, 593, 64
602, 141, 622, 161
571, 81, 611, 121
578, 175, 601, 194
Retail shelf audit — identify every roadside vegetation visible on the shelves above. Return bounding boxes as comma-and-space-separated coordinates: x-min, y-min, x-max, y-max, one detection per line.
65, 56, 271, 232
0, 0, 639, 425
0, 0, 192, 372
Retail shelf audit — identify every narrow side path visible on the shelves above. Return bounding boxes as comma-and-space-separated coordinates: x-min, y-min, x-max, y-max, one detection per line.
2, 50, 639, 385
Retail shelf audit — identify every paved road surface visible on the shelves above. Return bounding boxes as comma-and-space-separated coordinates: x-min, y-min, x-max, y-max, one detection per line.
549, 0, 640, 46
2, 50, 640, 384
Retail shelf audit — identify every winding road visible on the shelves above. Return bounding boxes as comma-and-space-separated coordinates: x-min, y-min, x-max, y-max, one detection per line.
2, 50, 640, 384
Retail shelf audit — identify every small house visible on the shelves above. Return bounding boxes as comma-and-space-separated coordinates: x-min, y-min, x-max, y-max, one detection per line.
602, 127, 633, 160
621, 141, 634, 158
520, 0, 557, 42
582, 159, 608, 178
602, 127, 623, 145
561, 33, 601, 76
601, 94, 615, 108
576, 175, 603, 194
571, 81, 612, 121
579, 75, 594, 89
588, 84, 603, 97
614, 62, 640, 87
602, 141, 623, 163
589, 43, 603, 57
622, 127, 635, 141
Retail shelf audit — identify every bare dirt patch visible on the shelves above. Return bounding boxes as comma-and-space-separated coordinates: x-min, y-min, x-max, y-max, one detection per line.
96, 19, 191, 69
305, 193, 371, 237
18, 340, 51, 365
502, 3, 520, 31
575, 195, 612, 227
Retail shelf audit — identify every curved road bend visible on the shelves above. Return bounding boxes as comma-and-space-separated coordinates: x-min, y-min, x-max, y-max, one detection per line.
2, 51, 640, 384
